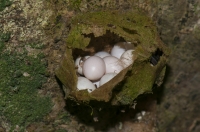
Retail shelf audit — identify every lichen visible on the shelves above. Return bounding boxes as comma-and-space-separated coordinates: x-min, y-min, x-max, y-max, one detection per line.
0, 33, 52, 131
1, 0, 52, 42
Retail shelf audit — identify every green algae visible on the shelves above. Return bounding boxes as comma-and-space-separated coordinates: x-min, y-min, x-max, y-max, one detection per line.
56, 9, 170, 105
0, 33, 52, 131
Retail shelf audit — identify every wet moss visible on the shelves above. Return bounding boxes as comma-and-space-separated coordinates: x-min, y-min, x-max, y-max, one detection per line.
0, 33, 52, 131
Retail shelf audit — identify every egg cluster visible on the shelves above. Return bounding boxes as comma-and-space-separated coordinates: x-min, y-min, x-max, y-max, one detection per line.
75, 42, 135, 93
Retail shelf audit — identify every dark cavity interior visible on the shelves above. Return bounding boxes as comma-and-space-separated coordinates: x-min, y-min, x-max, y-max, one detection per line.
72, 30, 126, 60
150, 48, 163, 66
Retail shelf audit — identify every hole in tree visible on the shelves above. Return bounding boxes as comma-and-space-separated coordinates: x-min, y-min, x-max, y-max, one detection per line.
150, 49, 163, 66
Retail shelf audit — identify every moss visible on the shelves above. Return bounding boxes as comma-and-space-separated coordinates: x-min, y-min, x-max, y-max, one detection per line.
0, 33, 52, 131
56, 9, 170, 105
56, 129, 68, 132
29, 42, 45, 49
66, 0, 137, 12
0, 0, 11, 11
113, 58, 166, 104
68, 0, 82, 11
67, 10, 158, 50
0, 33, 10, 51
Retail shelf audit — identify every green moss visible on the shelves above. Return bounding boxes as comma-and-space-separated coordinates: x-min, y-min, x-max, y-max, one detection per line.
29, 42, 45, 49
0, 0, 12, 11
114, 60, 165, 104
56, 9, 170, 105
67, 10, 157, 52
68, 0, 82, 11
67, 24, 91, 49
56, 129, 68, 132
0, 33, 52, 131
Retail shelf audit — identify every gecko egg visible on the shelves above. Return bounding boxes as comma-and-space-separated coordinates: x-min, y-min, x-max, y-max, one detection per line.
99, 73, 117, 86
111, 42, 126, 59
77, 77, 96, 93
75, 56, 90, 75
84, 56, 90, 60
103, 56, 124, 74
120, 50, 135, 68
83, 56, 106, 81
94, 51, 111, 58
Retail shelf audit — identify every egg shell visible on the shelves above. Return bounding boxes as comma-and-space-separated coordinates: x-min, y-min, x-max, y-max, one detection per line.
111, 42, 126, 59
92, 80, 100, 88
120, 50, 135, 68
77, 77, 96, 93
75, 57, 83, 75
75, 56, 90, 75
95, 51, 111, 58
103, 56, 124, 74
83, 56, 106, 81
99, 73, 117, 86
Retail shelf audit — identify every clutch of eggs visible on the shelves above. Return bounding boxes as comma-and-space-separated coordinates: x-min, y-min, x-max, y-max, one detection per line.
75, 42, 135, 93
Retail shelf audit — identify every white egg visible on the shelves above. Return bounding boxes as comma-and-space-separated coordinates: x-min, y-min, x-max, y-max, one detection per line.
92, 80, 100, 88
99, 73, 117, 86
84, 56, 90, 60
83, 56, 106, 81
75, 56, 90, 75
94, 51, 111, 58
111, 42, 126, 59
77, 77, 96, 93
103, 56, 124, 74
